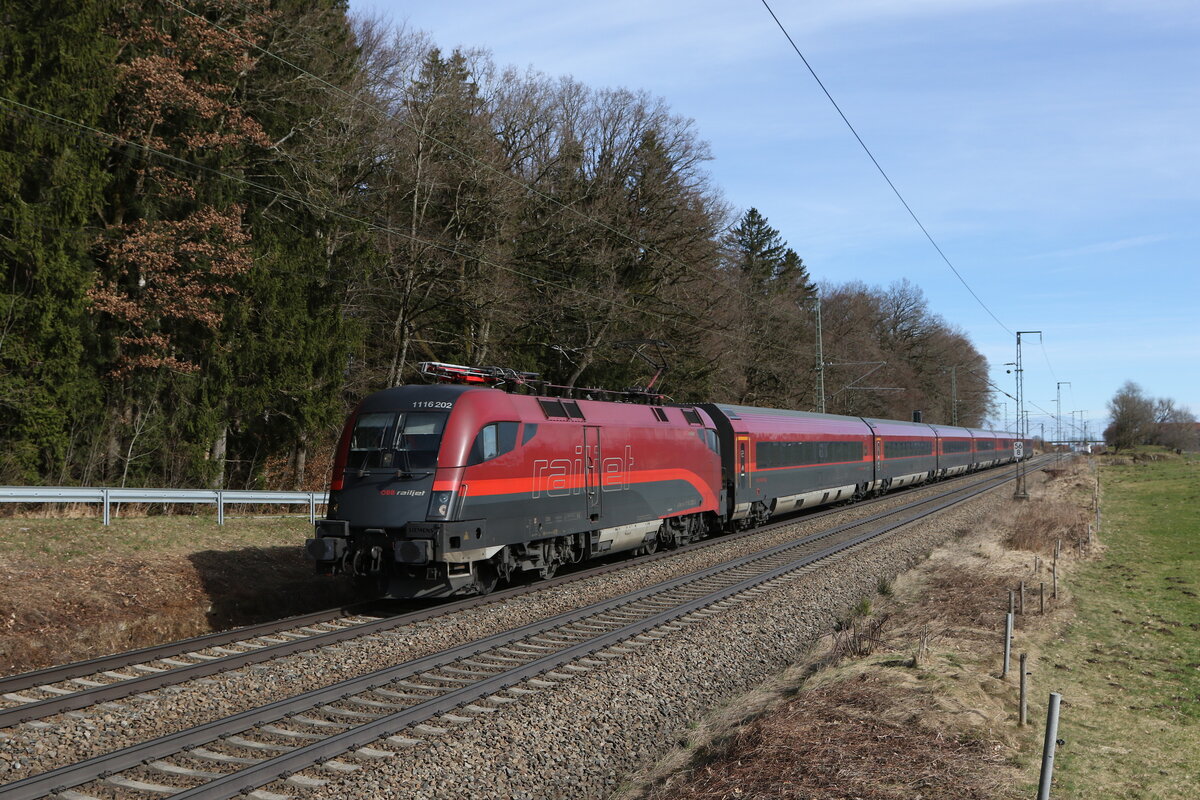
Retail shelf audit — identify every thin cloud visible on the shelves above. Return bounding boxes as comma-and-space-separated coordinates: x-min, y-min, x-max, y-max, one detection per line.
1023, 235, 1170, 261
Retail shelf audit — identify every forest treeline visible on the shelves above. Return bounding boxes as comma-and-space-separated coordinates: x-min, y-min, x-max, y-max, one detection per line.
0, 1, 995, 490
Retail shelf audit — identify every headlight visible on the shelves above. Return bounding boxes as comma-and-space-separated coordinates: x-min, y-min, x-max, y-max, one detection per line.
428, 491, 453, 520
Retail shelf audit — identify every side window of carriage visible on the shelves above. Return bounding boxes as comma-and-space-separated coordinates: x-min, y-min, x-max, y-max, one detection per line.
469, 422, 520, 465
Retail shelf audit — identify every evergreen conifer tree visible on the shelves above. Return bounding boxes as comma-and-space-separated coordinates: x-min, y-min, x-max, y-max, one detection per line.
0, 2, 116, 482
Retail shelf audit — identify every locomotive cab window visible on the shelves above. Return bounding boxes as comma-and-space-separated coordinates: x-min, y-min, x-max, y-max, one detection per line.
469, 421, 519, 465
347, 411, 447, 471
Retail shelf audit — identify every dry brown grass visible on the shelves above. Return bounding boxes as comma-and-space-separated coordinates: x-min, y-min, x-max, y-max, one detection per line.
1004, 500, 1088, 553
640, 676, 1010, 800
831, 614, 891, 661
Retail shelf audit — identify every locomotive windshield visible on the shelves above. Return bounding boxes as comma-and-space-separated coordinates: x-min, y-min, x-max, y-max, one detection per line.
347, 411, 447, 471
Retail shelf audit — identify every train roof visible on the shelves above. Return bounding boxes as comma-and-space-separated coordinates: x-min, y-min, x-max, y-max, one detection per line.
358, 383, 476, 412
705, 403, 862, 425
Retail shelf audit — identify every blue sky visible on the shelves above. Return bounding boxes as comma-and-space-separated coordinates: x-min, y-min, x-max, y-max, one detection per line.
352, 0, 1200, 438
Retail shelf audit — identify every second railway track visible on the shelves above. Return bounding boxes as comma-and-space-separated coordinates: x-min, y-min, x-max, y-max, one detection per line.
1, 460, 1045, 800
0, 461, 1037, 729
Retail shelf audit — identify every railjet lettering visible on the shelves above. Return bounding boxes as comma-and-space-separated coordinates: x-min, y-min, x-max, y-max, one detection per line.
532, 445, 633, 498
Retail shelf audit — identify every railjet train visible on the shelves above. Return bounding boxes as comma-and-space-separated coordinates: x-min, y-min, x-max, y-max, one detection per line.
307, 363, 1022, 598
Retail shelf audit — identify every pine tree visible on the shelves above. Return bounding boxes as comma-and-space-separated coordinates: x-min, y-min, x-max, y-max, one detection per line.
0, 1, 117, 482
231, 0, 372, 489
776, 248, 817, 301
720, 207, 818, 407
724, 207, 787, 291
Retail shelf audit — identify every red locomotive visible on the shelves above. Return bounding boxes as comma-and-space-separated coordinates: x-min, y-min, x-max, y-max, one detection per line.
307, 363, 1019, 598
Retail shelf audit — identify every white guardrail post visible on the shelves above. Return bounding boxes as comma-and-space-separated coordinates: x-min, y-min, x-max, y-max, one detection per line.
0, 486, 328, 525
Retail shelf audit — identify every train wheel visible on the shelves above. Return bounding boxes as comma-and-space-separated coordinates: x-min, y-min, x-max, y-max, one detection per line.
539, 560, 558, 580
475, 560, 499, 595
642, 535, 659, 555
661, 524, 681, 550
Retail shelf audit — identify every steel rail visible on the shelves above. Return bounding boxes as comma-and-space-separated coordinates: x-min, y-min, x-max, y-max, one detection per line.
1, 463, 1038, 800
0, 476, 875, 692
0, 605, 368, 694
0, 461, 1038, 728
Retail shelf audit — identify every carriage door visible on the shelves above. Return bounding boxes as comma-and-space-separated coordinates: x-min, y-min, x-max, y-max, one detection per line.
736, 436, 751, 493
584, 426, 602, 521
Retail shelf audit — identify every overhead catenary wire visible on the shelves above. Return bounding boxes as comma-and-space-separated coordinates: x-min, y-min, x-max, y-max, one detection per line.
758, 0, 1014, 338
1039, 337, 1060, 382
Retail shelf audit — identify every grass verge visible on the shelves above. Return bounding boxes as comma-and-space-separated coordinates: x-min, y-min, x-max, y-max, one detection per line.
1033, 453, 1200, 798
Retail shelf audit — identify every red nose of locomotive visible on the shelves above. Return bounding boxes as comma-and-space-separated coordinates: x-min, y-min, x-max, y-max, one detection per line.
306, 385, 470, 596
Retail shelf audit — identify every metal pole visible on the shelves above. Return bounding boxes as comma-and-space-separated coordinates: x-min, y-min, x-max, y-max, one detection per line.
1056, 381, 1071, 464
951, 365, 958, 426
814, 295, 825, 414
1056, 384, 1061, 462
1019, 653, 1029, 725
1014, 331, 1040, 498
1037, 692, 1063, 800
1003, 612, 1013, 679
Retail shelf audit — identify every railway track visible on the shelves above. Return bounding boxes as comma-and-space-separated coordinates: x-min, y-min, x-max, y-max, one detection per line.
1, 460, 1043, 800
0, 462, 1029, 729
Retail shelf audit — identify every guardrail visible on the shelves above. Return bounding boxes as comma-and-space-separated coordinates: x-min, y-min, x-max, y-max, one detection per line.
0, 486, 328, 525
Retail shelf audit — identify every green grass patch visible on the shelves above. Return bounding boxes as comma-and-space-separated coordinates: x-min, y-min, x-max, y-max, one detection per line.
1038, 454, 1200, 798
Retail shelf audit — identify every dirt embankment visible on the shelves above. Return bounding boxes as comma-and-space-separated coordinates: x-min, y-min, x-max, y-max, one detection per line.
619, 463, 1096, 800
0, 518, 361, 675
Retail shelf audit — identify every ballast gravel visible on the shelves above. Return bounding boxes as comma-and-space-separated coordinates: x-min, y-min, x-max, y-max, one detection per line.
296, 483, 1017, 800
0, 472, 1015, 792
